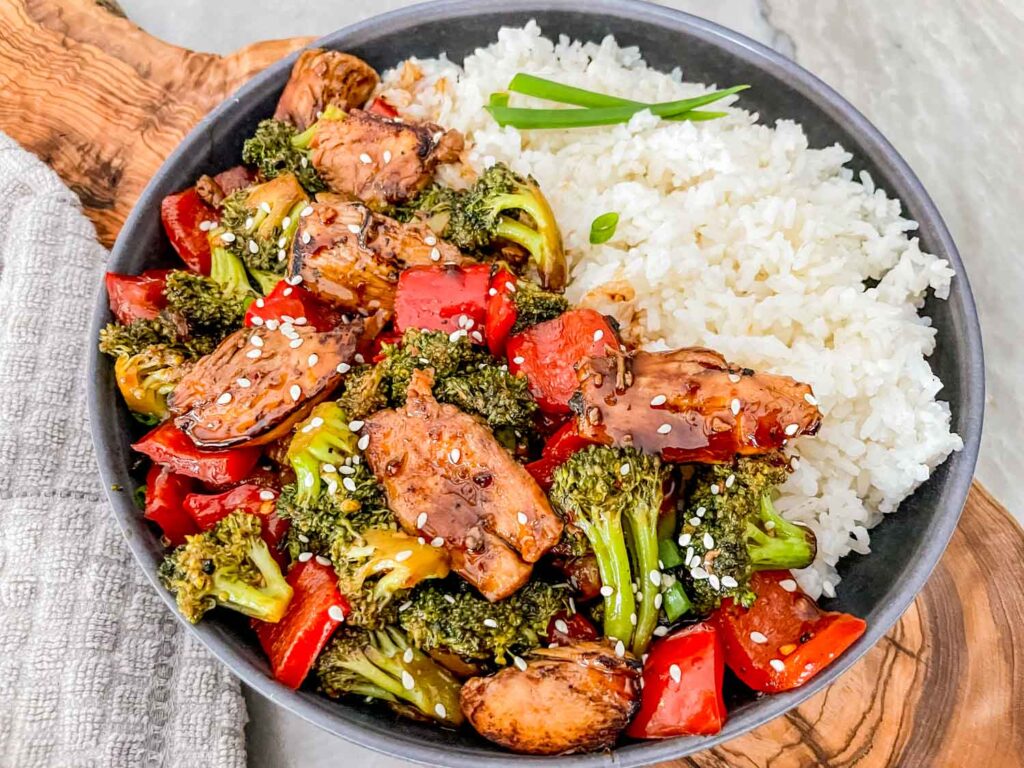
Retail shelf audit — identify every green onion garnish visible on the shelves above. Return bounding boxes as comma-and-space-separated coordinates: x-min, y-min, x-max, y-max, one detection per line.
487, 77, 748, 130
489, 91, 510, 108
589, 212, 620, 245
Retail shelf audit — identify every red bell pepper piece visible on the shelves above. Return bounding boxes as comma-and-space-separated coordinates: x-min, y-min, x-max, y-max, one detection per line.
105, 269, 172, 325
506, 309, 619, 414
160, 187, 217, 275
132, 421, 262, 486
708, 571, 867, 694
524, 420, 599, 489
366, 96, 400, 118
245, 279, 343, 332
143, 464, 198, 546
184, 483, 289, 567
254, 560, 349, 689
484, 268, 518, 357
626, 623, 727, 739
546, 610, 598, 646
393, 264, 491, 339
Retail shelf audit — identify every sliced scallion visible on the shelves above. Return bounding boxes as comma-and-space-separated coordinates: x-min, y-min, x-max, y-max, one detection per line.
589, 212, 620, 245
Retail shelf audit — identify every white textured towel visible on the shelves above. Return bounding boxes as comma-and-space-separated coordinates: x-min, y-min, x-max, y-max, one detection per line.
0, 133, 248, 768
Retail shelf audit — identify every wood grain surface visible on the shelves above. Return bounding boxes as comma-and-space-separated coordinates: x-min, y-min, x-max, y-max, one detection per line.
2, 1, 1018, 765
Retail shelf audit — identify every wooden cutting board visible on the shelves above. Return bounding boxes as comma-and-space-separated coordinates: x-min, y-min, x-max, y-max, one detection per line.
4, 2, 1020, 765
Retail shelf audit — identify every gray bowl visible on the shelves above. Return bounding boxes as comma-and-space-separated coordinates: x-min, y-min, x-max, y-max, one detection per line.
87, 0, 984, 765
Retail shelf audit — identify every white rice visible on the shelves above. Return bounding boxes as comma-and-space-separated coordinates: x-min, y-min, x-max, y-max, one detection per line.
378, 22, 962, 598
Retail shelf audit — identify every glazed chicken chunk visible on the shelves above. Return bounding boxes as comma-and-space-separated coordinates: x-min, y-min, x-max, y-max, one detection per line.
289, 195, 464, 314
310, 109, 463, 209
575, 348, 822, 463
274, 48, 379, 130
362, 369, 563, 601
168, 320, 361, 448
460, 642, 642, 755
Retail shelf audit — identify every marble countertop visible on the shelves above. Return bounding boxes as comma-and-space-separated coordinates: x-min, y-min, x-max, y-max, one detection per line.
115, 1, 1021, 765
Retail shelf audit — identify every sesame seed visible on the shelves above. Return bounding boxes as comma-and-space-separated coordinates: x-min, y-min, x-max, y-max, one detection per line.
721, 575, 739, 588
302, 472, 314, 485
294, 316, 307, 326
403, 648, 415, 664
434, 703, 447, 719
780, 579, 798, 592
259, 490, 275, 501
725, 473, 735, 488
328, 605, 346, 622
710, 483, 720, 495
346, 223, 361, 235
297, 551, 313, 563
198, 220, 214, 231
512, 356, 525, 365
431, 537, 445, 547
250, 315, 264, 326
248, 239, 259, 254
398, 601, 412, 612
784, 423, 799, 436
338, 465, 353, 475
517, 511, 528, 525
297, 534, 309, 543
310, 416, 324, 428
305, 353, 318, 367
654, 592, 663, 609
449, 448, 461, 464
708, 574, 721, 591
342, 477, 357, 492
348, 420, 364, 431
650, 394, 667, 406
289, 338, 303, 349
244, 216, 255, 230
383, 150, 392, 163
401, 671, 415, 690
804, 392, 818, 406
649, 570, 661, 587
630, 612, 638, 626
286, 274, 302, 285
354, 354, 365, 364
568, 597, 576, 615
250, 334, 264, 347
217, 392, 232, 405
416, 512, 428, 529
614, 640, 625, 658
258, 201, 272, 215
657, 423, 672, 434
728, 373, 741, 383
316, 555, 332, 566
750, 631, 768, 644
322, 464, 336, 474
691, 566, 708, 580
669, 664, 682, 684
246, 349, 261, 359
593, 330, 604, 343
513, 655, 528, 671
703, 532, 714, 549
357, 434, 370, 451
289, 384, 301, 401
689, 517, 701, 526
653, 626, 669, 637
555, 619, 568, 634
618, 463, 631, 477
278, 249, 287, 262
265, 319, 279, 330
685, 546, 695, 563
696, 506, 707, 518
359, 153, 373, 165
487, 287, 497, 296
395, 550, 413, 562
220, 232, 236, 243
279, 235, 288, 248
299, 205, 313, 218
301, 232, 311, 244
731, 398, 741, 415
769, 659, 786, 673
281, 218, 291, 232
430, 247, 440, 262
600, 585, 614, 598
678, 533, 692, 547
337, 362, 351, 374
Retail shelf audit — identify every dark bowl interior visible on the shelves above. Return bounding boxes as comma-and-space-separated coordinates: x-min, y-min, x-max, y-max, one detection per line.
87, 0, 984, 765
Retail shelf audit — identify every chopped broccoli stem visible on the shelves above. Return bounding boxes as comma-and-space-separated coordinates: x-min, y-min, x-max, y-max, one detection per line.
285, 402, 360, 506
113, 345, 187, 423
158, 511, 293, 624
747, 493, 817, 569
317, 626, 464, 726
208, 246, 255, 304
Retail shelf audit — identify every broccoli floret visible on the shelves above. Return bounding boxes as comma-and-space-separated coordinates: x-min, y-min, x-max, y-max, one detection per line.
402, 163, 567, 289
510, 279, 569, 334
399, 579, 569, 665
99, 316, 184, 359
674, 455, 816, 615
317, 626, 464, 727
550, 445, 668, 654
164, 270, 248, 342
332, 528, 450, 630
336, 364, 389, 420
285, 402, 361, 506
434, 365, 537, 431
241, 105, 346, 194
113, 345, 187, 424
158, 511, 293, 624
218, 173, 308, 282
380, 329, 487, 403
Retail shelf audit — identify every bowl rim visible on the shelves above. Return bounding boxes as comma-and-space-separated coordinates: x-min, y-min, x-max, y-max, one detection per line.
87, 0, 985, 765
